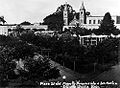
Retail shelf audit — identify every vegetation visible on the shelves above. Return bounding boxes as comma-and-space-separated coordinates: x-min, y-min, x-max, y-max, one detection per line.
70, 26, 92, 36
0, 35, 60, 87
1, 7, 119, 86
98, 12, 118, 35
0, 2, 119, 86
43, 4, 75, 31
0, 16, 6, 24
19, 30, 119, 73
14, 11, 120, 74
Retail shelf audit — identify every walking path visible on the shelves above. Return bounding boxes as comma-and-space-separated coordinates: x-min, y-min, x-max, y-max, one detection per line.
49, 60, 97, 82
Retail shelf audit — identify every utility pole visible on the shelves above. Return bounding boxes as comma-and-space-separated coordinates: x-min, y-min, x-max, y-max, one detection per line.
74, 60, 75, 72
74, 57, 77, 72
93, 62, 97, 73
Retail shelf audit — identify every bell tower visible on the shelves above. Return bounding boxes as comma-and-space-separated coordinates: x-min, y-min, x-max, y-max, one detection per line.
79, 2, 86, 25
63, 2, 68, 26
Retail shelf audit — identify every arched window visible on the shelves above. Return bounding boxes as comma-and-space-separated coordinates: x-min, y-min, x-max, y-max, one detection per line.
93, 20, 96, 24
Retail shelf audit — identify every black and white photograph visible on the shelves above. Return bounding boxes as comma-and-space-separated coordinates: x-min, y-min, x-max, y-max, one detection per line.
0, 0, 120, 87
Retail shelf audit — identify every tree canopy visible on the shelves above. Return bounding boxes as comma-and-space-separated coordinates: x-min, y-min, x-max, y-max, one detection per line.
98, 12, 116, 35
0, 35, 60, 87
43, 4, 75, 31
0, 16, 6, 24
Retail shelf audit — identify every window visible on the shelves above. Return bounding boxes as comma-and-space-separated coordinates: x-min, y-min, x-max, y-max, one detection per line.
93, 20, 96, 24
98, 20, 100, 24
64, 13, 67, 17
89, 20, 91, 24
81, 12, 83, 14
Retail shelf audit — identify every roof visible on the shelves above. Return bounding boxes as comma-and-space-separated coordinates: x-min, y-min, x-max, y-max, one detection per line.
1, 24, 17, 26
69, 15, 79, 26
88, 15, 104, 17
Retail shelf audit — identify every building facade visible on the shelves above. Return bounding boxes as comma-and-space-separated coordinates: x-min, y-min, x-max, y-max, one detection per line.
63, 2, 120, 31
0, 23, 48, 36
0, 24, 16, 36
79, 34, 108, 46
20, 23, 48, 30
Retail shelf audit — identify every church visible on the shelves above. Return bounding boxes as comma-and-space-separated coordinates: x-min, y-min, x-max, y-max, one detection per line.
63, 2, 120, 31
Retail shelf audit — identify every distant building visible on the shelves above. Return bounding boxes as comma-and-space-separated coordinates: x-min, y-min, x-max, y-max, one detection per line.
20, 23, 48, 30
0, 26, 8, 36
79, 34, 108, 46
63, 2, 120, 31
34, 30, 54, 37
0, 23, 48, 36
0, 24, 16, 36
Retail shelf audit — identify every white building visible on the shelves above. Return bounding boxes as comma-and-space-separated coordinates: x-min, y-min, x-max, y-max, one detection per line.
20, 23, 48, 30
0, 24, 16, 36
0, 23, 48, 36
79, 34, 108, 46
63, 2, 120, 30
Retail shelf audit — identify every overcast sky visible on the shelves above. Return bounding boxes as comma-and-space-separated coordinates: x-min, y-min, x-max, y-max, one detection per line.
1, 0, 120, 24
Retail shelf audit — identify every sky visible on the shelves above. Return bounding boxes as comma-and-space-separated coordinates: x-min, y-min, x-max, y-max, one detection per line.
0, 0, 120, 24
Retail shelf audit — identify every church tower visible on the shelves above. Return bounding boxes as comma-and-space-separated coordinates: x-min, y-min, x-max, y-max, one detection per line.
79, 2, 86, 25
63, 2, 68, 26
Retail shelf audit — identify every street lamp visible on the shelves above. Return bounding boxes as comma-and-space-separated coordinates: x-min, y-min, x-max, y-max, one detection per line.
62, 75, 66, 82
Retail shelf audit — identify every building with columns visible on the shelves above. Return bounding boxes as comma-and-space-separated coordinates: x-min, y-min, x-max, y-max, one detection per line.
63, 2, 120, 31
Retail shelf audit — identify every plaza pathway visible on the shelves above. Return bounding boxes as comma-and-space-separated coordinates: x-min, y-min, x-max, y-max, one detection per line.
49, 60, 93, 82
